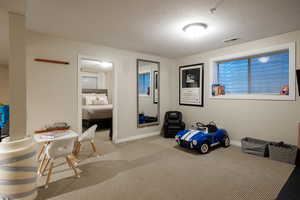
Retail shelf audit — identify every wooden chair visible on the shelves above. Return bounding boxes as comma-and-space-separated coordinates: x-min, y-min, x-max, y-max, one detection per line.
39, 138, 80, 188
73, 125, 101, 157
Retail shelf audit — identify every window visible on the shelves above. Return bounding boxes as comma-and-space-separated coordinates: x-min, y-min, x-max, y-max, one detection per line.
218, 59, 249, 94
218, 51, 289, 95
250, 52, 289, 94
81, 76, 98, 89
210, 42, 295, 100
139, 72, 151, 96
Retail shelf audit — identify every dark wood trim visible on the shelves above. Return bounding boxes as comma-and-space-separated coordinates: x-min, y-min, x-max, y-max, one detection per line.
34, 58, 69, 65
179, 63, 204, 107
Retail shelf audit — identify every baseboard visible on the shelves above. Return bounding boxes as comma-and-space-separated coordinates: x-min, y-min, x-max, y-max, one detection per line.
115, 131, 160, 144
231, 140, 241, 147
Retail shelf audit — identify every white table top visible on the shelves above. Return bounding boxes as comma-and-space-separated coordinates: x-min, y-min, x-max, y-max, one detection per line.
33, 130, 79, 143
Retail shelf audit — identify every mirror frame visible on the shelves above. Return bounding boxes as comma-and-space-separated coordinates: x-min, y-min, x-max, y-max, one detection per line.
136, 59, 160, 128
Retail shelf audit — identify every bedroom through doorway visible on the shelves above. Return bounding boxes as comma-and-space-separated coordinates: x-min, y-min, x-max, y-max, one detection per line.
78, 56, 114, 143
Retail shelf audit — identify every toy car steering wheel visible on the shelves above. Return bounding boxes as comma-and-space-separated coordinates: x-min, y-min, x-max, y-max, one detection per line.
196, 122, 205, 128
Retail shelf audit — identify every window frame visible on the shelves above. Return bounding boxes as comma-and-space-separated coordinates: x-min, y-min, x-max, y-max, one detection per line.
209, 42, 296, 101
138, 71, 152, 97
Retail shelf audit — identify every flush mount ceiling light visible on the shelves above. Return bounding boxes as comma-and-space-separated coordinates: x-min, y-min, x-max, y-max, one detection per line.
182, 23, 208, 38
100, 61, 113, 68
82, 59, 113, 68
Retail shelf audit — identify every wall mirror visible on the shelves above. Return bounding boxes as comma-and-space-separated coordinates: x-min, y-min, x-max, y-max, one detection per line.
137, 59, 160, 128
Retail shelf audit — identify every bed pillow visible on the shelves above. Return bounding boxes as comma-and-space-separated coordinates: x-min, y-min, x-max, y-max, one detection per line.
85, 95, 96, 105
93, 95, 108, 105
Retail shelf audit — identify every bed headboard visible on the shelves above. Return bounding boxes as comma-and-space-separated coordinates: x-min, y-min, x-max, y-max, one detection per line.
82, 89, 108, 95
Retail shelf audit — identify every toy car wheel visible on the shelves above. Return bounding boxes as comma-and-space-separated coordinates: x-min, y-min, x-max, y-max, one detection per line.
222, 135, 230, 147
199, 142, 209, 154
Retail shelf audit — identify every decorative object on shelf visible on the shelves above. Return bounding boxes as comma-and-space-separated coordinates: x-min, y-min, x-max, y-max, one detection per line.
34, 58, 69, 65
179, 63, 204, 107
34, 122, 70, 134
212, 84, 225, 96
280, 85, 289, 95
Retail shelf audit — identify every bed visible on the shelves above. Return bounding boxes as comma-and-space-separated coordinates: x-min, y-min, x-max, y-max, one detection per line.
82, 104, 113, 120
82, 89, 113, 137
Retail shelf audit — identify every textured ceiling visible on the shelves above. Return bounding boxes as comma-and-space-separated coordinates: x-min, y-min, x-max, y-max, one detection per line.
26, 0, 300, 58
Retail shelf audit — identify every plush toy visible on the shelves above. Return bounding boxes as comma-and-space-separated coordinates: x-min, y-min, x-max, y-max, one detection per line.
280, 85, 289, 95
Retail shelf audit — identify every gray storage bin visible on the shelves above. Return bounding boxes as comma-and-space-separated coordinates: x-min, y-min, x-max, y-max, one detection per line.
241, 137, 270, 157
269, 143, 298, 165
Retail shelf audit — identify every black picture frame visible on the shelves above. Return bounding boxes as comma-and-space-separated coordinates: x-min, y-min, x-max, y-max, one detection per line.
179, 63, 204, 107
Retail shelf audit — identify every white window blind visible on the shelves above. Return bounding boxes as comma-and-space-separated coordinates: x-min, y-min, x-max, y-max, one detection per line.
81, 76, 98, 89
217, 51, 289, 95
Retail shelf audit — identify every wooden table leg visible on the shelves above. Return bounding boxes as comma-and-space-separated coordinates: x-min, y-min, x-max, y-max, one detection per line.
45, 161, 53, 189
38, 154, 47, 175
41, 158, 50, 176
37, 143, 46, 161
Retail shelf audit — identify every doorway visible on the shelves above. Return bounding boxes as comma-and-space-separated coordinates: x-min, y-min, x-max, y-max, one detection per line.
78, 55, 117, 143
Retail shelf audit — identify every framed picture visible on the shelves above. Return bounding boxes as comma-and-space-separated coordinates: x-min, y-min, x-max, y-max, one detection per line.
153, 70, 158, 104
179, 63, 204, 107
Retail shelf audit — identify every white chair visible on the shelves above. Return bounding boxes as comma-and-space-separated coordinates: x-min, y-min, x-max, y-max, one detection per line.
39, 138, 80, 188
74, 125, 101, 157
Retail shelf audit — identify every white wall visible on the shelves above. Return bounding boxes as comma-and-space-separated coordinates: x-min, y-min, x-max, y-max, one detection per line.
25, 28, 300, 144
9, 13, 26, 140
0, 65, 9, 105
26, 31, 174, 140
173, 30, 300, 145
105, 71, 113, 104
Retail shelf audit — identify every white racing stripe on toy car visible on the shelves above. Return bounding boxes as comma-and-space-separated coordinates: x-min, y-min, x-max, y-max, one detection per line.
184, 130, 199, 141
181, 130, 193, 140
181, 130, 198, 141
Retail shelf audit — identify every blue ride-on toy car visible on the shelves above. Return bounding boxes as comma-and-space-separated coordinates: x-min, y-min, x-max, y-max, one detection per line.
175, 122, 230, 154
